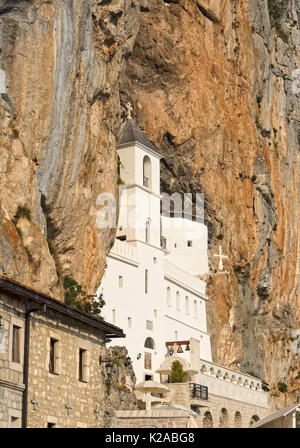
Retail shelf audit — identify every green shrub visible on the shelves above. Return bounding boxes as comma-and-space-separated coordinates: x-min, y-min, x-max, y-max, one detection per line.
217, 234, 224, 240
12, 129, 19, 139
25, 246, 33, 263
63, 275, 105, 316
170, 360, 188, 383
105, 378, 112, 393
267, 0, 289, 42
14, 205, 31, 221
15, 226, 23, 239
278, 381, 288, 393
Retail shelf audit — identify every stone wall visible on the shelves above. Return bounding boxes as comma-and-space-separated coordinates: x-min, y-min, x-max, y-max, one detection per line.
193, 392, 270, 428
0, 290, 137, 428
116, 382, 270, 428
27, 309, 107, 428
114, 409, 201, 428
0, 293, 25, 428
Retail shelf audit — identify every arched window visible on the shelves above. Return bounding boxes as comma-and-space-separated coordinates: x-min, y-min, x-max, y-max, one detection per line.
219, 408, 229, 428
234, 412, 242, 428
201, 365, 207, 374
194, 300, 198, 319
144, 337, 155, 350
210, 368, 215, 376
203, 411, 213, 428
112, 309, 116, 324
167, 287, 171, 307
249, 415, 260, 427
185, 296, 189, 315
143, 155, 152, 188
145, 219, 150, 243
176, 291, 180, 310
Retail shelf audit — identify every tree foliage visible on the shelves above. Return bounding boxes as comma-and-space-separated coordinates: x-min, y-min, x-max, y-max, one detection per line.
170, 360, 188, 383
277, 381, 288, 393
63, 275, 105, 317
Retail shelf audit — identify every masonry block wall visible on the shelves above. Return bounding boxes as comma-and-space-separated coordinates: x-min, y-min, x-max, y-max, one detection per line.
27, 309, 106, 428
0, 290, 111, 428
0, 293, 25, 428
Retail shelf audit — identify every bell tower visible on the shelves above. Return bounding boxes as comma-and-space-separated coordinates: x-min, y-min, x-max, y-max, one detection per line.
116, 118, 162, 248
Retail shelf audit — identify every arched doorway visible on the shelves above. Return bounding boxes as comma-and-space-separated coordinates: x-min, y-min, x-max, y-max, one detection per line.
219, 408, 229, 428
203, 411, 213, 428
234, 411, 242, 428
249, 415, 260, 426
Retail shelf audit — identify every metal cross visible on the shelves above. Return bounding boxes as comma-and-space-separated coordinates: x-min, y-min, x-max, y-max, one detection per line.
213, 245, 228, 271
31, 395, 39, 411
126, 102, 133, 119
65, 402, 72, 415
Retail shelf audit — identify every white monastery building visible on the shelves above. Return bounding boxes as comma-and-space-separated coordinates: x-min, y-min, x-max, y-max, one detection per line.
98, 119, 269, 417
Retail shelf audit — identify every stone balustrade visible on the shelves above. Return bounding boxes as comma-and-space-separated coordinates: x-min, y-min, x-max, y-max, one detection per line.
109, 239, 138, 263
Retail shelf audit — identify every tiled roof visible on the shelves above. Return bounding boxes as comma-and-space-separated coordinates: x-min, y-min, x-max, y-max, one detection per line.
117, 119, 160, 155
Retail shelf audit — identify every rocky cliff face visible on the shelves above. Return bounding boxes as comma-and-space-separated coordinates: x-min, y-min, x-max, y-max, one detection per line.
0, 0, 299, 405
121, 0, 300, 405
0, 0, 140, 298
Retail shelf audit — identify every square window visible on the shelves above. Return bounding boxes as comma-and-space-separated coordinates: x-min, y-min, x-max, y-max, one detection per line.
146, 320, 153, 330
10, 416, 20, 428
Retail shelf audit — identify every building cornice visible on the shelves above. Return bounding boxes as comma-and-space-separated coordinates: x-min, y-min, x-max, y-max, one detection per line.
164, 274, 207, 300
0, 277, 125, 339
117, 141, 163, 160
108, 252, 139, 267
124, 183, 162, 199
0, 379, 25, 392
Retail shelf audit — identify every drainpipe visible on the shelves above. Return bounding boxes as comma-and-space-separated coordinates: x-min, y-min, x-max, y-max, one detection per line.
22, 306, 39, 428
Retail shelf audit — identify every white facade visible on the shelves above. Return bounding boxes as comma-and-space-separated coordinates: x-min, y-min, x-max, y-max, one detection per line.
98, 127, 212, 382
97, 120, 268, 408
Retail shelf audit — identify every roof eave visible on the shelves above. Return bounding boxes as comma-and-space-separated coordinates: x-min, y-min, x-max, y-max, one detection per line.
0, 277, 125, 338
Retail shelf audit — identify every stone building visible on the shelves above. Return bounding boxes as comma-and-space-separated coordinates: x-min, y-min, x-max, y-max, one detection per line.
0, 276, 125, 428
114, 339, 270, 428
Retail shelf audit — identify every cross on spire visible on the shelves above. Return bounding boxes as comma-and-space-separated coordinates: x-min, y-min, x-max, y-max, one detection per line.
213, 245, 228, 271
126, 102, 133, 119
